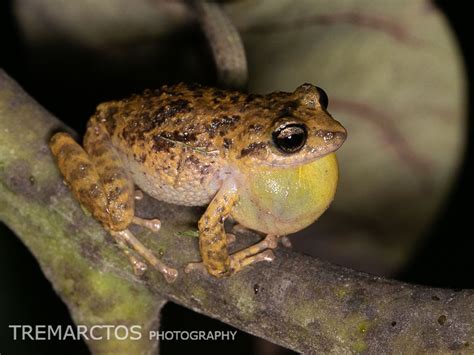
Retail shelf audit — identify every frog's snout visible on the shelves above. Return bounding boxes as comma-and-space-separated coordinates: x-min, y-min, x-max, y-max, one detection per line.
332, 130, 347, 151
314, 123, 347, 151
331, 127, 347, 146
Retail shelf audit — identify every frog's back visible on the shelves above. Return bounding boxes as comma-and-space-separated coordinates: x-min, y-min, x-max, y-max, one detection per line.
91, 83, 251, 206
96, 83, 254, 150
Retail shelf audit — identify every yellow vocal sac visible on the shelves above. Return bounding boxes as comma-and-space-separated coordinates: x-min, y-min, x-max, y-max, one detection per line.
232, 153, 338, 236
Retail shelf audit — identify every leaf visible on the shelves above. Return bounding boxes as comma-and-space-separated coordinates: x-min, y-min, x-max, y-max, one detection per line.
175, 230, 200, 238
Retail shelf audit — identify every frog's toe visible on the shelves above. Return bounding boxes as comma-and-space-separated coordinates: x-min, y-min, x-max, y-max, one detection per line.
280, 235, 292, 248
265, 234, 279, 249
230, 250, 275, 274
112, 234, 148, 276
110, 229, 178, 282
129, 256, 148, 276
224, 234, 278, 274
133, 216, 161, 233
162, 267, 179, 283
134, 189, 144, 200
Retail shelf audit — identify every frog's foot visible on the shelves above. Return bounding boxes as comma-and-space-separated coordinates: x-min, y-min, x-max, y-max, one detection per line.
133, 216, 161, 233
185, 234, 277, 277
134, 189, 144, 200
229, 234, 277, 273
110, 229, 178, 283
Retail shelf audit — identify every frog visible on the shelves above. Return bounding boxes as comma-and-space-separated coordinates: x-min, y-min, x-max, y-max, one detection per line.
49, 83, 346, 282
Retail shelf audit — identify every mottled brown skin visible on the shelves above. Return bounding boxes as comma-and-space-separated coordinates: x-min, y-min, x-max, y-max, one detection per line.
50, 83, 346, 280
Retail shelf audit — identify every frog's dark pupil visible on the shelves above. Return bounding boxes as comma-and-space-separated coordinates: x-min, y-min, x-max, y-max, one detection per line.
272, 123, 308, 154
316, 87, 329, 109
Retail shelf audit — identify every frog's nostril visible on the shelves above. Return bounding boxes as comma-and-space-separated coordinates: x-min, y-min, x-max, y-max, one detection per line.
314, 127, 346, 148
323, 131, 334, 142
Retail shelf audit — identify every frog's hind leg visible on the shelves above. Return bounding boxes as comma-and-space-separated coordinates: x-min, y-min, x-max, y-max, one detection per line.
50, 128, 177, 282
83, 119, 135, 232
50, 132, 111, 226
85, 120, 177, 281
84, 121, 178, 281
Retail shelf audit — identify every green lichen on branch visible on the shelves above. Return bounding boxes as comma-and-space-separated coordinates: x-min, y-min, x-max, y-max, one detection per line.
0, 70, 473, 354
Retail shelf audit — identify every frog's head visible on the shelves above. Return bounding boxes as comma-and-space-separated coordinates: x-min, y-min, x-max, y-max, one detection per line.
233, 83, 346, 167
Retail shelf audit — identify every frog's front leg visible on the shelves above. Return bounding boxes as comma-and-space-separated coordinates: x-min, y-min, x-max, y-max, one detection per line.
49, 125, 177, 282
185, 183, 275, 278
185, 184, 237, 277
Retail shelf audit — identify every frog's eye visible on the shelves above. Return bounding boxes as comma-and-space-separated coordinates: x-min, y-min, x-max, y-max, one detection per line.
272, 123, 308, 154
315, 86, 328, 109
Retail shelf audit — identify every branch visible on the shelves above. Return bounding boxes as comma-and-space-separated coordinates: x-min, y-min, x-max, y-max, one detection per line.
0, 70, 472, 353
191, 0, 248, 90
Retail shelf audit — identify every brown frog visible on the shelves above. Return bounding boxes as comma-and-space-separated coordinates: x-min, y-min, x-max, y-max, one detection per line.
49, 83, 346, 282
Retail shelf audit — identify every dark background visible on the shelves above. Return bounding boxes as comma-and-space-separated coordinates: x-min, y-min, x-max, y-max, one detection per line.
0, 1, 472, 354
